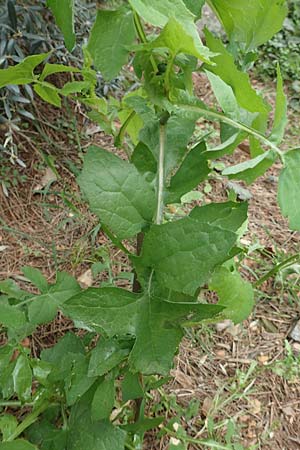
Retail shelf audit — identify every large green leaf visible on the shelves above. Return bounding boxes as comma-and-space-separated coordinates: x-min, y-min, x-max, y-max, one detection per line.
270, 65, 288, 145
207, 0, 287, 51
0, 441, 37, 450
77, 146, 156, 239
129, 0, 213, 63
64, 286, 223, 375
63, 288, 140, 336
0, 54, 49, 88
139, 218, 237, 295
88, 7, 136, 81
278, 149, 300, 231
203, 30, 269, 116
222, 150, 277, 184
47, 0, 75, 51
12, 354, 32, 402
128, 289, 223, 374
210, 267, 254, 323
189, 201, 248, 232
166, 140, 210, 203
28, 272, 81, 325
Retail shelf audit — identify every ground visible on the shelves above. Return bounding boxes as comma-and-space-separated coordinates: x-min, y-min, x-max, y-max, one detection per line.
0, 73, 300, 450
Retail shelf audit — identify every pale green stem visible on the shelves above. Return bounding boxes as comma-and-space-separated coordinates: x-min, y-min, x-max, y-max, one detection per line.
155, 124, 166, 224
6, 401, 50, 441
177, 103, 285, 162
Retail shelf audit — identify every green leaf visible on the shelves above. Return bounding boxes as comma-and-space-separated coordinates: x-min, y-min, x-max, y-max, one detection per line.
166, 140, 210, 203
65, 356, 96, 406
222, 150, 277, 184
204, 30, 269, 115
0, 279, 26, 300
139, 218, 237, 296
122, 371, 143, 402
131, 142, 157, 178
77, 146, 156, 239
0, 299, 26, 330
28, 272, 80, 325
34, 84, 61, 107
0, 414, 18, 441
64, 287, 222, 375
22, 266, 48, 292
182, 0, 205, 18
210, 267, 254, 323
60, 81, 90, 96
206, 71, 240, 119
87, 7, 136, 81
0, 441, 37, 450
41, 333, 85, 368
27, 420, 67, 450
88, 338, 131, 377
91, 378, 115, 421
128, 290, 223, 374
129, 0, 213, 63
63, 287, 140, 336
39, 63, 79, 81
207, 0, 288, 51
68, 397, 126, 450
270, 64, 288, 145
278, 149, 300, 231
12, 354, 32, 402
47, 0, 75, 51
0, 53, 49, 89
189, 201, 248, 232
149, 17, 208, 59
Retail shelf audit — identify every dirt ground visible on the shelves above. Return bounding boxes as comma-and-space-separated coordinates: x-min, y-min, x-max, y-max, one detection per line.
0, 75, 300, 449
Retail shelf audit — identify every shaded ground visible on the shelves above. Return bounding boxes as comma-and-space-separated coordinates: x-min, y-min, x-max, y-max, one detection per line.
0, 77, 300, 449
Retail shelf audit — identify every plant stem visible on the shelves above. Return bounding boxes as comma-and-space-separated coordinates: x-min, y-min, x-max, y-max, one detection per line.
7, 401, 50, 441
177, 103, 285, 162
155, 122, 166, 225
255, 253, 300, 287
0, 401, 34, 407
133, 12, 158, 73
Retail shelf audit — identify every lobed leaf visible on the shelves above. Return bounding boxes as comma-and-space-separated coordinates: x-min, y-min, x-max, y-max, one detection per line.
139, 218, 238, 296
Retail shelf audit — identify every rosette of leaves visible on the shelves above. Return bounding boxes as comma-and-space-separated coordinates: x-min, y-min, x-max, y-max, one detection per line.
1, 0, 300, 448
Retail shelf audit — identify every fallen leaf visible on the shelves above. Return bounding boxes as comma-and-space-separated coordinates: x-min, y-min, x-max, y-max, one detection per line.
33, 167, 57, 191
78, 269, 93, 288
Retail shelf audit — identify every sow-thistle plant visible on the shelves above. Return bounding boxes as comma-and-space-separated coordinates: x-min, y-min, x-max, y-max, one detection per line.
0, 0, 299, 448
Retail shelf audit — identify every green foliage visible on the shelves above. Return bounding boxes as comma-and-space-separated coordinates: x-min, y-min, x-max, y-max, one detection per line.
255, 0, 300, 105
0, 0, 298, 447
